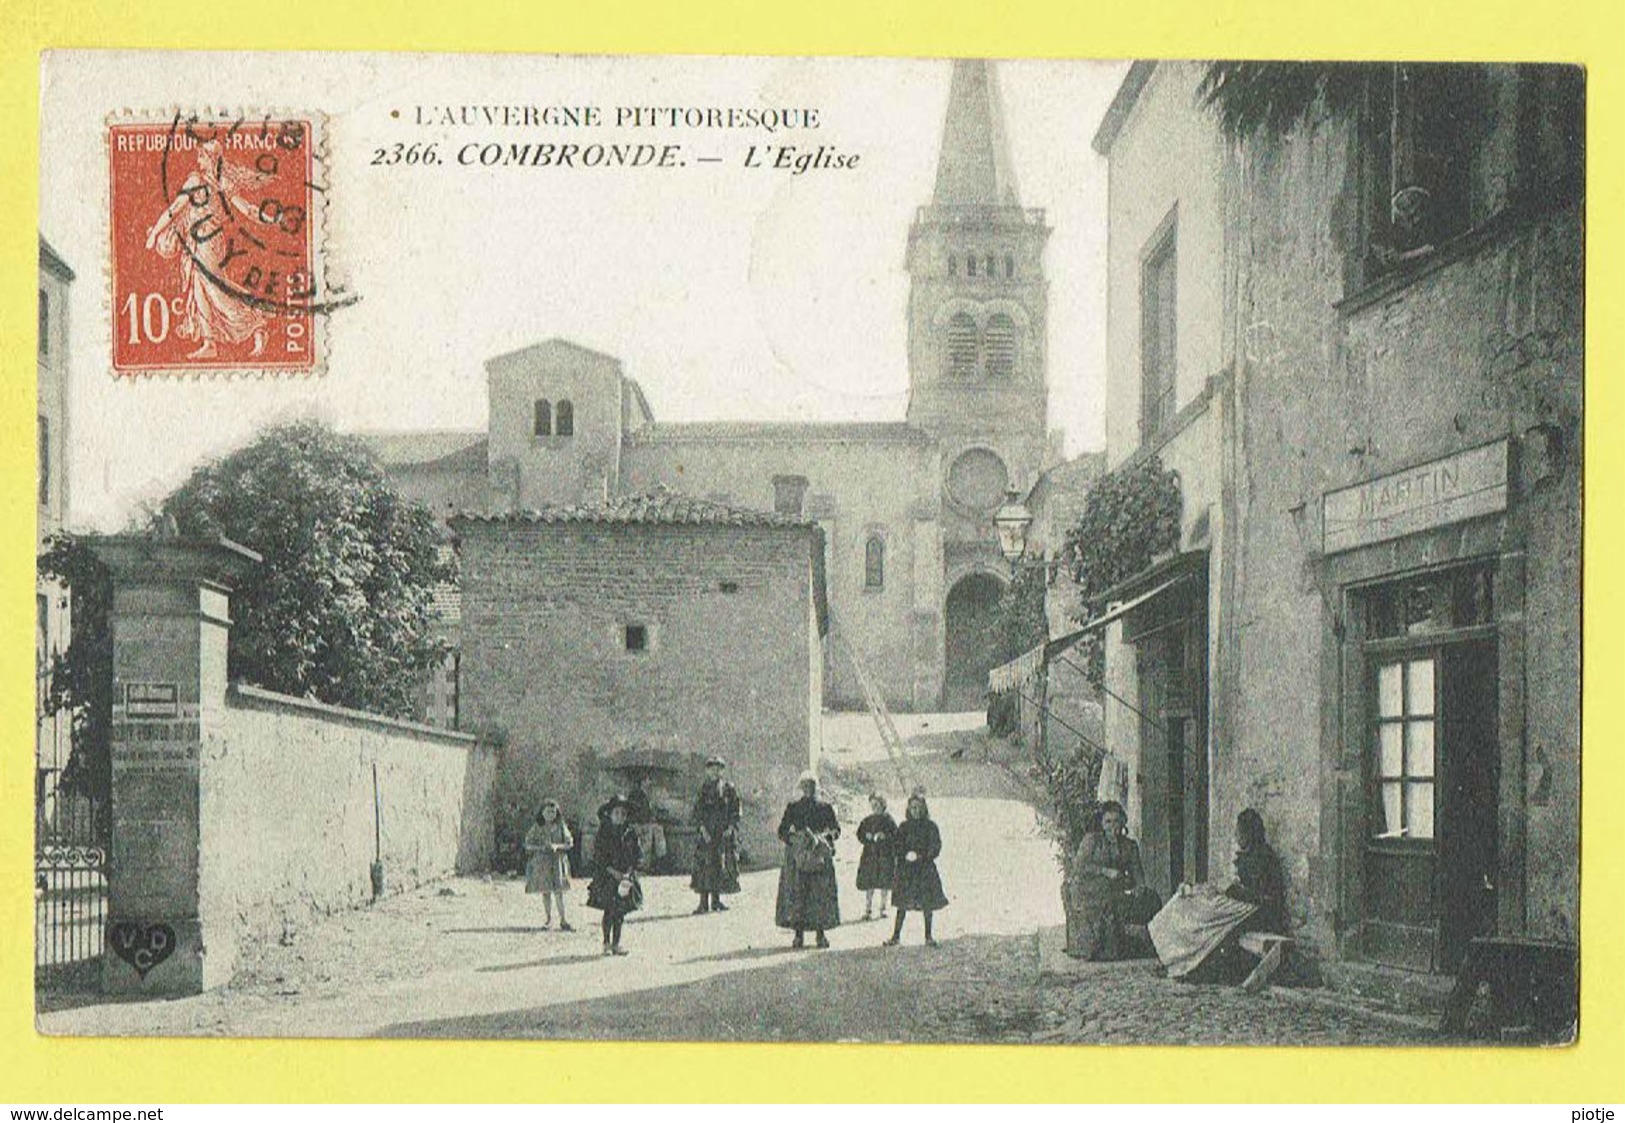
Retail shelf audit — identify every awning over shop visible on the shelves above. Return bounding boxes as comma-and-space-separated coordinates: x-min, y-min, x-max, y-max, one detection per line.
988, 642, 1046, 696
1074, 572, 1193, 636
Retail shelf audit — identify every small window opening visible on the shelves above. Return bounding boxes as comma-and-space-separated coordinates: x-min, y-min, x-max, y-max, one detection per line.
534, 399, 552, 437
948, 254, 958, 276
864, 535, 885, 589
556, 399, 574, 436
624, 624, 649, 653
1005, 253, 1015, 278
719, 580, 740, 595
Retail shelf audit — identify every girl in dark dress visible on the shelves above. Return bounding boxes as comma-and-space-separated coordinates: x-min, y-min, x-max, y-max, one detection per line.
774, 771, 841, 948
885, 792, 948, 946
856, 793, 898, 921
586, 796, 643, 956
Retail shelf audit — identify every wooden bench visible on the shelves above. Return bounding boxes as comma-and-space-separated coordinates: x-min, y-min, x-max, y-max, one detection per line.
1237, 932, 1294, 993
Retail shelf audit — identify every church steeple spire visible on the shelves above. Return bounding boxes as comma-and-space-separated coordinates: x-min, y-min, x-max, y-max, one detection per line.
932, 59, 1021, 208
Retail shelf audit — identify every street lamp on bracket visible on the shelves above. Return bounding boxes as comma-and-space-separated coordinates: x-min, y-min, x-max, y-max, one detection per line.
992, 488, 1043, 578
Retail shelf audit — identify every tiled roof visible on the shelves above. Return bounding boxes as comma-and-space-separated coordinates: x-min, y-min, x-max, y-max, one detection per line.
628, 421, 933, 445
451, 487, 813, 529
356, 430, 487, 467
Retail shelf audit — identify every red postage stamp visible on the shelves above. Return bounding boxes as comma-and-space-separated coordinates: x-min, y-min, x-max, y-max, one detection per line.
108, 113, 335, 376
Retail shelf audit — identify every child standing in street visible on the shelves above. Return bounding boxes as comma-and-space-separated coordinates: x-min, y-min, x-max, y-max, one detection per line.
856, 793, 898, 920
884, 792, 949, 947
524, 799, 574, 931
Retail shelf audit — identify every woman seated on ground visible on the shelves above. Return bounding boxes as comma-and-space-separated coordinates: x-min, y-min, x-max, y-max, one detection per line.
1065, 800, 1163, 961
1148, 807, 1287, 982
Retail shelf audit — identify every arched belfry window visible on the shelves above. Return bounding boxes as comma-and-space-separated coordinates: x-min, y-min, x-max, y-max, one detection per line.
556, 399, 574, 436
984, 254, 996, 277
865, 534, 885, 589
966, 255, 977, 278
534, 399, 552, 437
945, 312, 979, 378
983, 313, 1018, 378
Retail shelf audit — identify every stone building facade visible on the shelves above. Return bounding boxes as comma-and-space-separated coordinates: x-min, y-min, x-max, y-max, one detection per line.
366, 59, 1056, 715
450, 494, 826, 868
1094, 61, 1583, 979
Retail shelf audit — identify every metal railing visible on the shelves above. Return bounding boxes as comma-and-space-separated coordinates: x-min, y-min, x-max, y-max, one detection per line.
36, 843, 107, 972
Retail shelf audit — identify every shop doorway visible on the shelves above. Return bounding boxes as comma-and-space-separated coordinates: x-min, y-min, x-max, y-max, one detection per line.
1363, 637, 1499, 972
1130, 601, 1209, 897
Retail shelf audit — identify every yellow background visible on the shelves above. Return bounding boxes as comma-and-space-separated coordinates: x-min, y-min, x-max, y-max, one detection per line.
2, 0, 1620, 1103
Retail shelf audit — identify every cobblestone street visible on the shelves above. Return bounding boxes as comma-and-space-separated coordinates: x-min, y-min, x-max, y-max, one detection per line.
39, 714, 1432, 1045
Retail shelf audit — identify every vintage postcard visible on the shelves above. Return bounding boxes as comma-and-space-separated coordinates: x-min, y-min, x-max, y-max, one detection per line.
33, 50, 1584, 1050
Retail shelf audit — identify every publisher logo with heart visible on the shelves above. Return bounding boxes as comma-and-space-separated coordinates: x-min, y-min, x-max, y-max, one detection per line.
109, 921, 177, 978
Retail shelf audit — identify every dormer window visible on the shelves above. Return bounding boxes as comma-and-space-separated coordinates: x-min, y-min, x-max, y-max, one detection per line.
534, 399, 552, 437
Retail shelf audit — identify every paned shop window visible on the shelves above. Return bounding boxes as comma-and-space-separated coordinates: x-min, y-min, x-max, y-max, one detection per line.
864, 535, 885, 589
1372, 656, 1436, 840
533, 399, 552, 437
1364, 567, 1493, 639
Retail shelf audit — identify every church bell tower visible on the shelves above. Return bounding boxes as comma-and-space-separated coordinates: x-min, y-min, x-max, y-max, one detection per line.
905, 59, 1051, 547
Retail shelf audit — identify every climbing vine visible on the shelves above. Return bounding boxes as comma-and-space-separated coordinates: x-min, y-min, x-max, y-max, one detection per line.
1059, 454, 1182, 686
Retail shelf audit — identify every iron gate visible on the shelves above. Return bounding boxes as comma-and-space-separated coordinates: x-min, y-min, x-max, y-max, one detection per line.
35, 842, 107, 972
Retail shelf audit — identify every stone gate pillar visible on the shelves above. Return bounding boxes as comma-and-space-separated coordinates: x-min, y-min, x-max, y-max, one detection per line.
90, 534, 259, 996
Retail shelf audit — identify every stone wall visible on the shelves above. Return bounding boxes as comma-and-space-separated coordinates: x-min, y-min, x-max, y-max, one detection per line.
1225, 84, 1583, 959
197, 685, 494, 982
456, 518, 822, 870
623, 432, 940, 709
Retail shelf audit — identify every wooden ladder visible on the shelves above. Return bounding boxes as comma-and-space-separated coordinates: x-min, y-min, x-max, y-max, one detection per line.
834, 628, 916, 795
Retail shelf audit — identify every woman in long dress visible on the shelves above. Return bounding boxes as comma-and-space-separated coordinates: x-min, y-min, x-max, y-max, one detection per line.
1065, 800, 1162, 960
690, 755, 741, 914
1148, 807, 1287, 980
774, 771, 840, 948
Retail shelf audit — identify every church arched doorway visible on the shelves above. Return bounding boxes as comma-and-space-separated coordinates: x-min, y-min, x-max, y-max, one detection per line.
943, 571, 1007, 712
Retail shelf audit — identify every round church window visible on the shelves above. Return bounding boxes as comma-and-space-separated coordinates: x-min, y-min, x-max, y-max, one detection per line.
947, 448, 1009, 513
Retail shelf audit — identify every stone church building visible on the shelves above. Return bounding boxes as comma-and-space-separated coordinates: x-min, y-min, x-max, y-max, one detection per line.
367, 59, 1058, 713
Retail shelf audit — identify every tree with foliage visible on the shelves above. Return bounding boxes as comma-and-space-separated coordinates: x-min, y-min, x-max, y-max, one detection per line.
38, 537, 113, 820
1197, 62, 1371, 141
158, 420, 454, 718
